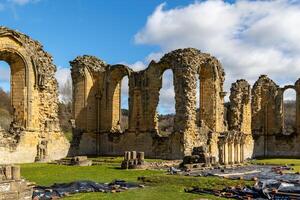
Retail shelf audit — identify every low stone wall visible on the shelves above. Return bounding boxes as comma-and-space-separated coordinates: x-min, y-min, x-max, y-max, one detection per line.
71, 131, 176, 159
0, 131, 69, 164
253, 134, 300, 158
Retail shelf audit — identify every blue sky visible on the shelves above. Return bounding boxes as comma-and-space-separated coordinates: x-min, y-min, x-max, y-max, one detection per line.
0, 0, 194, 67
1, 0, 300, 113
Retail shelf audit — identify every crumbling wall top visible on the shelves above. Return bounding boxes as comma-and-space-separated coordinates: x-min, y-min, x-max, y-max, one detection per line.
0, 26, 56, 88
158, 48, 225, 82
70, 55, 108, 79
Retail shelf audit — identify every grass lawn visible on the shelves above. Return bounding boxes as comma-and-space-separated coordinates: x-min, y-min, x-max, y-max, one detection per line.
20, 159, 250, 200
252, 158, 300, 172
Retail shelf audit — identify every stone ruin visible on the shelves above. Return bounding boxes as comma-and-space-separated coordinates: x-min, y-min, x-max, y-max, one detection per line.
121, 151, 145, 169
69, 48, 254, 164
69, 48, 300, 163
0, 26, 299, 165
0, 165, 33, 199
0, 27, 69, 164
252, 75, 300, 157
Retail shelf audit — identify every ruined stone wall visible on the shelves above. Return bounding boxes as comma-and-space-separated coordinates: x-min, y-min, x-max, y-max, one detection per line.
0, 27, 69, 164
252, 75, 300, 157
71, 48, 226, 159
227, 79, 253, 160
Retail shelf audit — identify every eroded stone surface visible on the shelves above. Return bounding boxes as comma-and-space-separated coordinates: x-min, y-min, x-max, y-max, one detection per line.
0, 27, 69, 164
252, 75, 300, 157
70, 48, 254, 162
2, 26, 299, 164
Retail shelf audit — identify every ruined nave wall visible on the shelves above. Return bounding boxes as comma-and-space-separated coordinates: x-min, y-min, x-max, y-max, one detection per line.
252, 75, 300, 157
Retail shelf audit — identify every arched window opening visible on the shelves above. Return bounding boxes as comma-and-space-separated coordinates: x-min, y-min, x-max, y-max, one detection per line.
224, 94, 230, 130
157, 69, 175, 136
0, 61, 13, 132
120, 76, 129, 131
196, 75, 200, 126
283, 88, 296, 135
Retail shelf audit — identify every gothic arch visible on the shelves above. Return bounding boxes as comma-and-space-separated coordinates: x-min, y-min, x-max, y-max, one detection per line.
0, 27, 69, 164
107, 64, 132, 132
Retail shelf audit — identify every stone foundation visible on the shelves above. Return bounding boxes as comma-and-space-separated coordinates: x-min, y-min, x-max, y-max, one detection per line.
0, 165, 33, 200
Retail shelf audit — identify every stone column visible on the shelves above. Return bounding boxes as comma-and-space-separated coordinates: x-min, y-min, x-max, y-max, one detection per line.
218, 142, 224, 164
240, 143, 244, 162
224, 142, 229, 165
235, 142, 240, 164
229, 142, 235, 164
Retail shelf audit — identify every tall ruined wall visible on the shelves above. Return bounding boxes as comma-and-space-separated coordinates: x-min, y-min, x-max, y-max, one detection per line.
70, 48, 226, 159
0, 27, 69, 164
252, 75, 300, 157
70, 56, 107, 132
252, 75, 282, 137
229, 79, 251, 134
227, 79, 253, 159
296, 79, 300, 134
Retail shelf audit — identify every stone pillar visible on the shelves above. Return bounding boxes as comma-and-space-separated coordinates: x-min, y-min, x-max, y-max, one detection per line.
218, 142, 224, 164
224, 142, 229, 165
240, 143, 244, 162
228, 142, 235, 164
124, 151, 131, 160
12, 166, 20, 180
235, 142, 240, 164
137, 152, 144, 161
131, 151, 137, 160
4, 166, 12, 180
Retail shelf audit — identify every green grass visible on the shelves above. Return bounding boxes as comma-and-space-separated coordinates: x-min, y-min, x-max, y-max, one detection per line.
252, 158, 300, 172
20, 158, 300, 199
20, 160, 250, 200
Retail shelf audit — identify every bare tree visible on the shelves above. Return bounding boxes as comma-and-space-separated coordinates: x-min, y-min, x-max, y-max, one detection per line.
59, 77, 72, 104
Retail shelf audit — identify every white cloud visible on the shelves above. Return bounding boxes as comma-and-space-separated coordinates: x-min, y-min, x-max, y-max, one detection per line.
157, 69, 175, 114
121, 76, 129, 109
119, 61, 147, 71
55, 67, 71, 87
135, 0, 300, 106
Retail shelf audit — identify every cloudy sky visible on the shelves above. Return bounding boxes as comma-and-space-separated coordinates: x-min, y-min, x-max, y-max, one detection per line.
0, 0, 299, 114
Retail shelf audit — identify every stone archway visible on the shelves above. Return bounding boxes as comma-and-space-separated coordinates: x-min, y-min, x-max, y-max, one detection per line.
281, 86, 297, 135
107, 65, 131, 132
0, 27, 69, 164
0, 50, 28, 128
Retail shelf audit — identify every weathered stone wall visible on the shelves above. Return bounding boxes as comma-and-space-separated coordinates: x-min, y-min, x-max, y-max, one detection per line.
70, 48, 226, 159
226, 79, 253, 160
0, 27, 69, 164
252, 75, 300, 157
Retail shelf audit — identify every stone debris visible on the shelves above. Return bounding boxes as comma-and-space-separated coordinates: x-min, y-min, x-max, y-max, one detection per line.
0, 165, 33, 200
70, 156, 92, 166
32, 180, 142, 200
55, 156, 92, 166
185, 179, 300, 200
